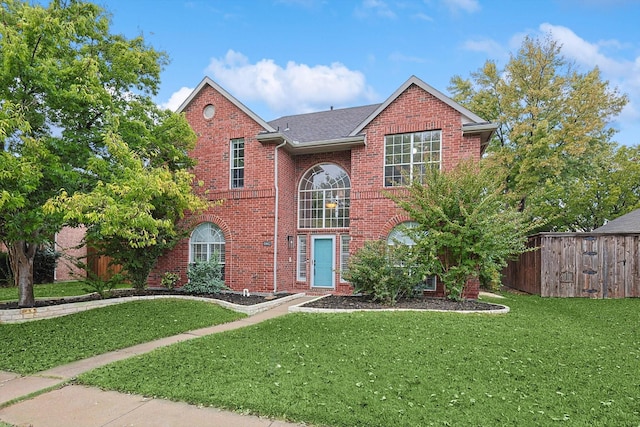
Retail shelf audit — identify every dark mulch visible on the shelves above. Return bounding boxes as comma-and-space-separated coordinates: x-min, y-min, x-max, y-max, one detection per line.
302, 294, 504, 311
0, 289, 294, 310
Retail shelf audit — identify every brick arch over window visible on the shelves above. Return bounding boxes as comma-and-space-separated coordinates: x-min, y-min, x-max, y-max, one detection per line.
187, 214, 232, 239
298, 163, 351, 229
379, 215, 414, 240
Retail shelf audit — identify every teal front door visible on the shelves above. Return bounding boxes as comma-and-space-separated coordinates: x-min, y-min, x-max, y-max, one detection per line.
312, 236, 335, 288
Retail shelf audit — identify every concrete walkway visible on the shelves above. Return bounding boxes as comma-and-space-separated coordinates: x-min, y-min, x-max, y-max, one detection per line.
0, 296, 316, 427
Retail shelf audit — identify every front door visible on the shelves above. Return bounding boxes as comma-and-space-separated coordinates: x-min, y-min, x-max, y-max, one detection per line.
312, 236, 335, 289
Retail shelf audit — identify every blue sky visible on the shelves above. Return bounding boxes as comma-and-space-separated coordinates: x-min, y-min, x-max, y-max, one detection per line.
99, 0, 640, 146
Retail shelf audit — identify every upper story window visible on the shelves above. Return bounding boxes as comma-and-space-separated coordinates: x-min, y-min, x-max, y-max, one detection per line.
230, 138, 245, 189
299, 163, 350, 229
384, 130, 441, 187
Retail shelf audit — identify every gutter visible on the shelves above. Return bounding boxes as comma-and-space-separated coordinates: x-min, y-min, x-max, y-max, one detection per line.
272, 140, 287, 294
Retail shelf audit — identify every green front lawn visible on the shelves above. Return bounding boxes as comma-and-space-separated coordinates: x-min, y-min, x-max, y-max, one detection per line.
0, 299, 245, 374
0, 281, 130, 301
79, 294, 640, 426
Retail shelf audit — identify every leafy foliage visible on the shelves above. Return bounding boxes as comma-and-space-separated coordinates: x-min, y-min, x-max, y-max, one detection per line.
160, 272, 181, 290
46, 131, 207, 289
33, 246, 60, 284
448, 35, 629, 231
344, 240, 423, 305
82, 272, 122, 298
390, 161, 541, 300
0, 0, 206, 304
183, 259, 227, 294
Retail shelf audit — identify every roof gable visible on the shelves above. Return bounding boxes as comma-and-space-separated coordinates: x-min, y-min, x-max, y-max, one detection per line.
177, 77, 276, 132
349, 75, 492, 136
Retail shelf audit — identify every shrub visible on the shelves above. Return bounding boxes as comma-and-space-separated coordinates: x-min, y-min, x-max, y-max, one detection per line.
82, 272, 122, 298
183, 258, 226, 294
160, 272, 180, 290
344, 240, 423, 305
0, 252, 11, 287
34, 246, 60, 284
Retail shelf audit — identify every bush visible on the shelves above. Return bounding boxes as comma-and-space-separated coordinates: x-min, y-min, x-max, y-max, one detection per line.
183, 258, 226, 294
34, 246, 61, 284
82, 272, 122, 298
0, 252, 11, 287
344, 240, 422, 305
160, 272, 180, 290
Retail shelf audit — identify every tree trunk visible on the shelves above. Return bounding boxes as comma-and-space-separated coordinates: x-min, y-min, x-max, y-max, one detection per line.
7, 240, 37, 308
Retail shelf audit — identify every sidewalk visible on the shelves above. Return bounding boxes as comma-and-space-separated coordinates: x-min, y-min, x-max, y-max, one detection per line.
0, 295, 316, 427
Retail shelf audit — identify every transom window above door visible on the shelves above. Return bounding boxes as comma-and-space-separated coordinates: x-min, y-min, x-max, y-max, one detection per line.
298, 163, 350, 229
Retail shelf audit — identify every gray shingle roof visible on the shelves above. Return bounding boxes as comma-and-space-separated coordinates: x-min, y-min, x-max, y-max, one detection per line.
268, 104, 381, 143
593, 208, 640, 233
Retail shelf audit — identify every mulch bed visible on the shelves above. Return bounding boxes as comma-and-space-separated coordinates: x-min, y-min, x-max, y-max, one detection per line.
0, 289, 294, 310
1, 289, 504, 311
302, 294, 503, 311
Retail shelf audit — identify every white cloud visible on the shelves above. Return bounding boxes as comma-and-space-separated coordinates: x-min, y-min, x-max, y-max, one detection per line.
462, 37, 507, 58
540, 23, 630, 76
161, 87, 194, 112
205, 50, 378, 115
441, 0, 480, 13
355, 0, 396, 19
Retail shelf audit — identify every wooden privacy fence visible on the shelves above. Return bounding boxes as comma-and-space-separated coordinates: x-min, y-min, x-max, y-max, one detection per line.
86, 246, 122, 280
503, 233, 640, 298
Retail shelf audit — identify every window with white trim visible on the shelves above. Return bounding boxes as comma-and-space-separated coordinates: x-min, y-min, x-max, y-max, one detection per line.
298, 163, 350, 229
297, 235, 307, 281
384, 130, 441, 187
340, 235, 350, 282
387, 222, 436, 291
230, 138, 244, 189
190, 222, 225, 266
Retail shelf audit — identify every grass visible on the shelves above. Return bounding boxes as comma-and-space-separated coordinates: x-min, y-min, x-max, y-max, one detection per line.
0, 281, 130, 301
78, 294, 640, 426
0, 299, 245, 374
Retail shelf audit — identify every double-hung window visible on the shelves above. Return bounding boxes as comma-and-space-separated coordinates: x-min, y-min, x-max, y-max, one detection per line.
384, 130, 441, 186
230, 138, 245, 189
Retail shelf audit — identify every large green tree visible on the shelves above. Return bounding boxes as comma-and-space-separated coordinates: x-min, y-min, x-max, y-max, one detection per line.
448, 35, 629, 230
390, 161, 541, 300
0, 0, 200, 306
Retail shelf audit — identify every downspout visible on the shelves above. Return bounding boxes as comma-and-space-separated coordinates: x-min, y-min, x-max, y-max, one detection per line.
273, 140, 287, 293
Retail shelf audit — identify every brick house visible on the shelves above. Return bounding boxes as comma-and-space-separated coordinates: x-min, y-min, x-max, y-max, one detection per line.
148, 75, 496, 298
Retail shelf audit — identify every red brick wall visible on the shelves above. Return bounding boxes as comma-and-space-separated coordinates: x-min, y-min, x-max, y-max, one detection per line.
55, 226, 87, 281
151, 84, 280, 292
150, 81, 482, 299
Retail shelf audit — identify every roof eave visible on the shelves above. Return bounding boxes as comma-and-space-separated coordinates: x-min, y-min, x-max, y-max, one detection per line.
463, 122, 498, 149
257, 134, 366, 154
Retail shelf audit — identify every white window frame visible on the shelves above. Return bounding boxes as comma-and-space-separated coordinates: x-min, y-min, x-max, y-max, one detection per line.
298, 163, 350, 229
297, 235, 307, 282
189, 222, 226, 266
340, 235, 350, 283
384, 130, 441, 187
230, 138, 245, 189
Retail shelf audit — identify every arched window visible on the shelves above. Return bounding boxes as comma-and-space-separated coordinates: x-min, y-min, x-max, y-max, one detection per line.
298, 163, 350, 229
387, 221, 419, 246
387, 221, 436, 291
190, 222, 225, 265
